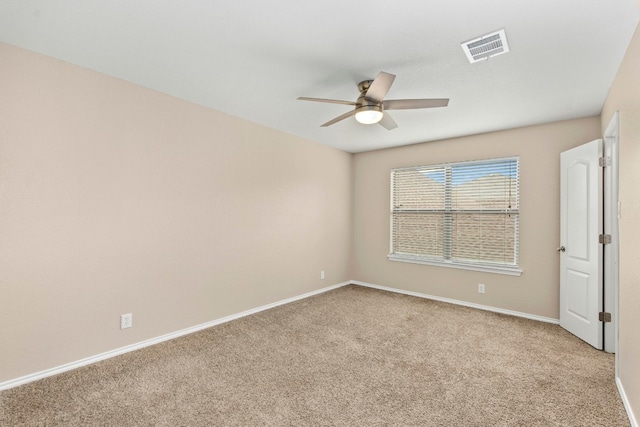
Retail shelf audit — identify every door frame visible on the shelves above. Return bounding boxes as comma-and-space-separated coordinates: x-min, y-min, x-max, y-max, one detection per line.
603, 112, 620, 356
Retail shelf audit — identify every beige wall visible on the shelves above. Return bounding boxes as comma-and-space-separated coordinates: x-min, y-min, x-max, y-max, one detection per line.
602, 22, 640, 424
352, 117, 601, 319
0, 42, 353, 383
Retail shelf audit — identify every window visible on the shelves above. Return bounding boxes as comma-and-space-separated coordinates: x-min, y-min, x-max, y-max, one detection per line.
389, 157, 521, 276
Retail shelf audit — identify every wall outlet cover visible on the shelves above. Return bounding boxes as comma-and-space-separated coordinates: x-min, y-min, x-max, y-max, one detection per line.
120, 313, 133, 329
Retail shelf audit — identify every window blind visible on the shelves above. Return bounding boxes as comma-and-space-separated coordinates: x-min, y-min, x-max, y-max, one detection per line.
390, 157, 519, 272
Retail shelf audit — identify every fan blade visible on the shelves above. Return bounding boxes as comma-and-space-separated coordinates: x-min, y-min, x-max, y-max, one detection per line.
364, 71, 396, 102
321, 110, 356, 127
383, 98, 449, 110
378, 113, 398, 130
297, 97, 356, 106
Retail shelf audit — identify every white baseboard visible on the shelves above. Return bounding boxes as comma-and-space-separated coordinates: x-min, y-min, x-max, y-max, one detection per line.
0, 281, 351, 392
617, 377, 639, 427
1, 279, 559, 391
351, 280, 560, 324
5, 278, 633, 422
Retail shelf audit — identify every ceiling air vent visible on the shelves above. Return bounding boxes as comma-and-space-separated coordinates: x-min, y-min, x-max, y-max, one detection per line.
461, 29, 509, 63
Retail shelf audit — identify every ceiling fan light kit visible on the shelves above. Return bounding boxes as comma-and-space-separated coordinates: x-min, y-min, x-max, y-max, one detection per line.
298, 71, 449, 131
355, 106, 383, 124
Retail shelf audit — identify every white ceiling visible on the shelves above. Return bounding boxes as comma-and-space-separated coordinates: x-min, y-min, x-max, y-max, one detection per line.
1, 1, 638, 153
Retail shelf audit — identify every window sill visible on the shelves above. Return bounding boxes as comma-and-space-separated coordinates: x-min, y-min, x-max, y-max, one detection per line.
388, 254, 523, 277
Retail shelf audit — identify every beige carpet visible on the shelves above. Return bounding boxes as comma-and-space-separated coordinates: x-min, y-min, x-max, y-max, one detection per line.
0, 285, 629, 426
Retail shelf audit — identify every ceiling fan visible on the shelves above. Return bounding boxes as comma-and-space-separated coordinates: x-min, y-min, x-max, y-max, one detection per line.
298, 71, 449, 130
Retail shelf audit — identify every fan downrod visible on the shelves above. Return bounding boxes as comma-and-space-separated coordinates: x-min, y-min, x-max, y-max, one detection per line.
357, 80, 374, 93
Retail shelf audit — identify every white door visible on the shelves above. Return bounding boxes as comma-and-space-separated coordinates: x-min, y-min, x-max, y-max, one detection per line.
559, 139, 603, 349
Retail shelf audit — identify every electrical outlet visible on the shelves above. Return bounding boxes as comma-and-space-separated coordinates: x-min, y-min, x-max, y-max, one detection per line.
320, 270, 325, 280
478, 284, 485, 294
120, 313, 133, 329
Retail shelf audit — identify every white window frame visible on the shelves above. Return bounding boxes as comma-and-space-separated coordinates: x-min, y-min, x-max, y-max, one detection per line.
388, 157, 522, 276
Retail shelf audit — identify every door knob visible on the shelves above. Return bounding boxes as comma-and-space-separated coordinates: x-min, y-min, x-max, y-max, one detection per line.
557, 246, 566, 252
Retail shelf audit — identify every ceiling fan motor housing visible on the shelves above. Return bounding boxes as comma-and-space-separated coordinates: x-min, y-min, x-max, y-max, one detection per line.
356, 96, 383, 111
355, 79, 384, 123
355, 86, 382, 123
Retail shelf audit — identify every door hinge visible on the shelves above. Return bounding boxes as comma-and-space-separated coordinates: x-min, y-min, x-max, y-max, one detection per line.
599, 156, 611, 167
599, 312, 612, 323
599, 234, 612, 244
